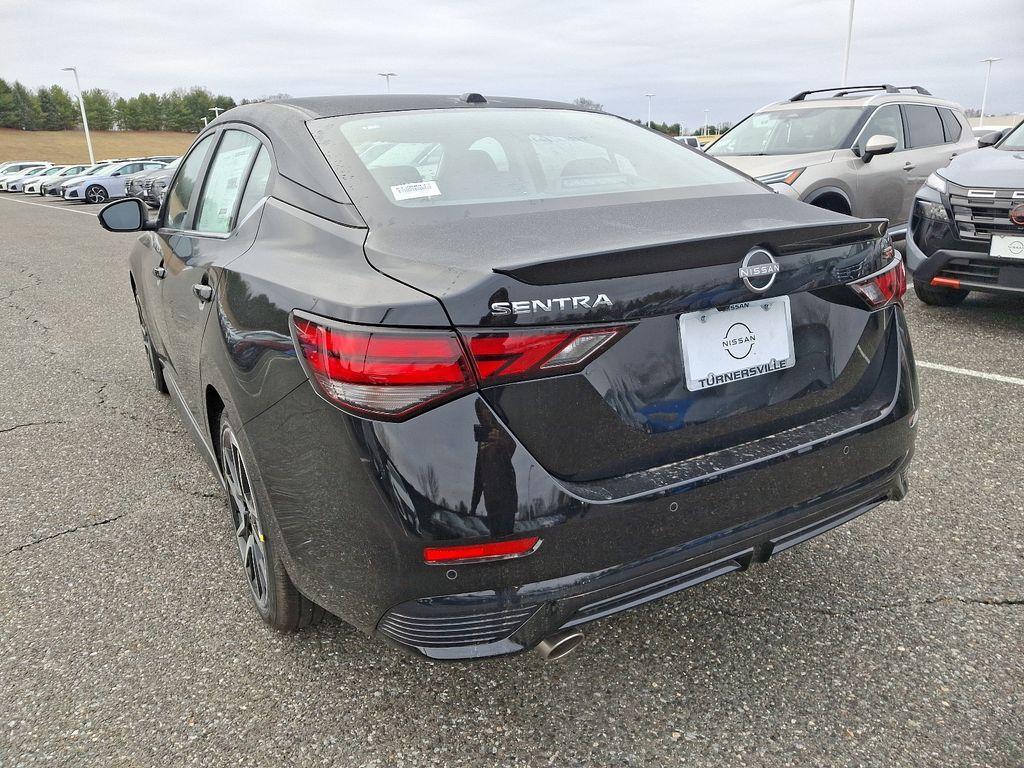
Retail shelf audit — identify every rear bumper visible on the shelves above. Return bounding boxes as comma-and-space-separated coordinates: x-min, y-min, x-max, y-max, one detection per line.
243, 308, 918, 659
381, 459, 910, 659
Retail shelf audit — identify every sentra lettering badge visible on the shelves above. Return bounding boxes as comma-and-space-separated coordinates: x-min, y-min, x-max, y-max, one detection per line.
490, 294, 614, 315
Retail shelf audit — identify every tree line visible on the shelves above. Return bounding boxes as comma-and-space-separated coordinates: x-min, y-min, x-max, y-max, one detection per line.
0, 79, 239, 132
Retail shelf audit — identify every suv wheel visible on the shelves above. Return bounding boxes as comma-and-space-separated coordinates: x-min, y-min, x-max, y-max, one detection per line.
913, 278, 968, 306
217, 411, 326, 631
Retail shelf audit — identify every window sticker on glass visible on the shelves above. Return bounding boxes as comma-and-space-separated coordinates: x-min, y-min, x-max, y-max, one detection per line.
391, 181, 441, 201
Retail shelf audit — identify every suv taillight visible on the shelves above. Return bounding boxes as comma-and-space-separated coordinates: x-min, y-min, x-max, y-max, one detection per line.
849, 247, 906, 310
291, 312, 631, 420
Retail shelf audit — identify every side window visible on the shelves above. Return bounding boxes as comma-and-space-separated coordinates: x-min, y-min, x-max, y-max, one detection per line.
144, 162, 164, 171
939, 109, 963, 142
165, 134, 215, 229
194, 130, 262, 234
860, 105, 905, 150
905, 105, 945, 148
235, 145, 272, 224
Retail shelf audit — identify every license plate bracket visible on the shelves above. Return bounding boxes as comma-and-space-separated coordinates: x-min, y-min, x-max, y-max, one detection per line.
679, 297, 796, 392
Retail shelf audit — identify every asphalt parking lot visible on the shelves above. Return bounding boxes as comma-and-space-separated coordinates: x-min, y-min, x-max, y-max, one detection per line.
1, 194, 1022, 768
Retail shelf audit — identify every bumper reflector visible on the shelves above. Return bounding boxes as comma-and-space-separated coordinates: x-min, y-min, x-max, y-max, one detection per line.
930, 276, 961, 289
423, 536, 541, 565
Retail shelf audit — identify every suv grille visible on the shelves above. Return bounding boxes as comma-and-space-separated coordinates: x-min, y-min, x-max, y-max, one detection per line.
948, 183, 1024, 242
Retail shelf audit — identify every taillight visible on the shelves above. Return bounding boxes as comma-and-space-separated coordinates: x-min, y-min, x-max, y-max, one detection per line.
291, 312, 474, 420
462, 325, 630, 385
850, 254, 906, 310
423, 536, 541, 565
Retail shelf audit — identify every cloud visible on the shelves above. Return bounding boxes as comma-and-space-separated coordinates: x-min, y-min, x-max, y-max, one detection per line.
5, 0, 1022, 127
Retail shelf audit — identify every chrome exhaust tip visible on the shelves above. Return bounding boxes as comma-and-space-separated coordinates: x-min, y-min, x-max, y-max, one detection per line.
534, 629, 584, 661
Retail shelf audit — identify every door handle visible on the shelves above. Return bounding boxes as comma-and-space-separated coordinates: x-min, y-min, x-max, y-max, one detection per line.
903, 162, 916, 171
153, 266, 166, 279
192, 284, 214, 302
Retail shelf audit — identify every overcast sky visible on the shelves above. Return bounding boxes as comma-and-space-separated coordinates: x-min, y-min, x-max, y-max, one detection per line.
6, 0, 1022, 128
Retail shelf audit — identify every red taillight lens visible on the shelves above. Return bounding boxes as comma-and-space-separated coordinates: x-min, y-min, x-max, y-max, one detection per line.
291, 313, 474, 420
423, 536, 541, 565
463, 325, 630, 385
850, 255, 906, 310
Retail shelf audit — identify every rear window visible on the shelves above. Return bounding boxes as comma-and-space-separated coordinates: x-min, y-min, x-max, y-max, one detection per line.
939, 109, 963, 142
905, 105, 945, 148
310, 108, 755, 222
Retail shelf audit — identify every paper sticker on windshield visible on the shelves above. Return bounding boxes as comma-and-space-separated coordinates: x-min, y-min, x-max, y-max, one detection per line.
390, 181, 440, 201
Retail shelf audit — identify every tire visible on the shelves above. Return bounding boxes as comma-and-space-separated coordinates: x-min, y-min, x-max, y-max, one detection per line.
217, 410, 325, 632
134, 293, 168, 394
85, 184, 108, 204
913, 278, 968, 306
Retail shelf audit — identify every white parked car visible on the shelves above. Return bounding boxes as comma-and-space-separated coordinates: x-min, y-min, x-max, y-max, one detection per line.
24, 164, 90, 195
0, 165, 56, 192
60, 160, 167, 203
0, 160, 50, 178
41, 163, 111, 197
0, 162, 51, 188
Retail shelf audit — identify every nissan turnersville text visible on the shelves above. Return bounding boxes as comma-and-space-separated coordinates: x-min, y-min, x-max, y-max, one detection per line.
98, 94, 917, 660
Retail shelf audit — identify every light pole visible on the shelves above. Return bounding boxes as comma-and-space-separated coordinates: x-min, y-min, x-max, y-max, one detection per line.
704, 108, 710, 137
841, 0, 855, 86
60, 67, 94, 164
378, 73, 397, 93
645, 93, 655, 129
209, 106, 225, 119
979, 57, 1001, 128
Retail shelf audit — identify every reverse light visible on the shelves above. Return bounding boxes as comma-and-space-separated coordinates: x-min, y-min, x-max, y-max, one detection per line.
756, 168, 805, 185
291, 313, 475, 420
462, 325, 630, 385
850, 253, 907, 310
423, 536, 541, 565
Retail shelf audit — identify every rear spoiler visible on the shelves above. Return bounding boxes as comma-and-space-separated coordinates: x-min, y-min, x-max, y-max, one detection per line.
495, 219, 887, 285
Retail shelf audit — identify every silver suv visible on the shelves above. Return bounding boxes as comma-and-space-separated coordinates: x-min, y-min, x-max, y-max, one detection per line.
707, 85, 977, 239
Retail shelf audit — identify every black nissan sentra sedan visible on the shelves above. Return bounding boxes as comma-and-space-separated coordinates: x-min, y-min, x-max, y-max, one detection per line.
98, 94, 918, 661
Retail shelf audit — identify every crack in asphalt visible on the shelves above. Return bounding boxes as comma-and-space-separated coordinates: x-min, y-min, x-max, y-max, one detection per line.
4, 514, 126, 556
0, 420, 67, 434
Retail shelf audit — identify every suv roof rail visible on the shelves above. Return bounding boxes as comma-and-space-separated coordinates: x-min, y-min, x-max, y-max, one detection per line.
789, 84, 898, 101
894, 85, 932, 95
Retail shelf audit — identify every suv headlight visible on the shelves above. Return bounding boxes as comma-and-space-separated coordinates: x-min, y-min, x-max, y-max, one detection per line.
917, 200, 949, 222
755, 168, 805, 185
925, 172, 947, 194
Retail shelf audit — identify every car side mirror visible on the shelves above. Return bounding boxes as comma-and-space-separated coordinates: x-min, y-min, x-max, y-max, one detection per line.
977, 130, 1004, 148
98, 198, 156, 232
860, 134, 898, 163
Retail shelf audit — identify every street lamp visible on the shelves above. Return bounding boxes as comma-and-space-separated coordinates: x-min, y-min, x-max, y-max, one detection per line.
979, 57, 1001, 129
209, 106, 225, 119
645, 93, 655, 129
378, 73, 397, 93
704, 108, 710, 137
841, 0, 855, 86
60, 67, 94, 164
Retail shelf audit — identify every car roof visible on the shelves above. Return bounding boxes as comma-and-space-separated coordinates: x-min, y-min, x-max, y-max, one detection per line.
232, 93, 578, 121
759, 86, 964, 113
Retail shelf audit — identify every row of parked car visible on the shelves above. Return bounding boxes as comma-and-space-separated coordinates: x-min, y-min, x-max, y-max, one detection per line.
0, 156, 180, 207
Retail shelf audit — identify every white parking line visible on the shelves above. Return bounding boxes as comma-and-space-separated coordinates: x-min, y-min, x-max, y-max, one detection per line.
0, 195, 98, 217
918, 360, 1024, 388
